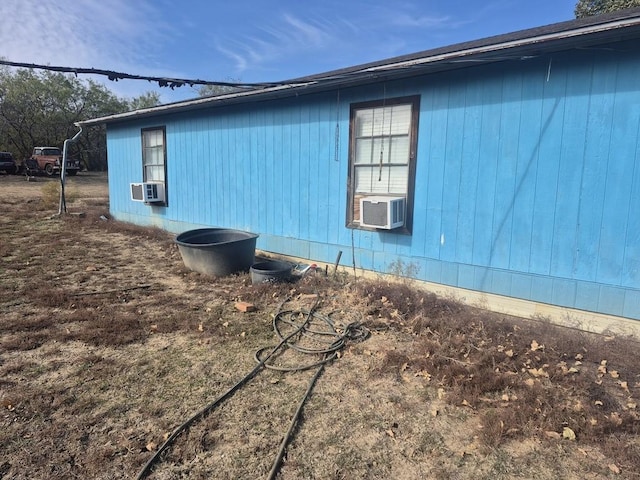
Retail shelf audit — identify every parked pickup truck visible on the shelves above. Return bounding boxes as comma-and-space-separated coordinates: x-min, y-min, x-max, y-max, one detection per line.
26, 147, 81, 176
0, 151, 17, 174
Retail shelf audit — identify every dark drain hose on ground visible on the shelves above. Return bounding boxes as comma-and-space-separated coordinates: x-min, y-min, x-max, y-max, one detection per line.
136, 297, 368, 480
267, 359, 326, 480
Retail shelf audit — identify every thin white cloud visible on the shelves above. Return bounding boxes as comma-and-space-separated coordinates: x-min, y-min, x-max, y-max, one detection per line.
215, 10, 368, 75
215, 12, 332, 74
0, 0, 180, 99
390, 13, 452, 28
215, 43, 249, 73
213, 3, 470, 77
282, 13, 332, 47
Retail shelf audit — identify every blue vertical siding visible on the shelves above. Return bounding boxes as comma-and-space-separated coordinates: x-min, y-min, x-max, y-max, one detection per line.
472, 79, 501, 273
510, 68, 543, 274
106, 41, 640, 320
422, 82, 447, 260
491, 70, 522, 273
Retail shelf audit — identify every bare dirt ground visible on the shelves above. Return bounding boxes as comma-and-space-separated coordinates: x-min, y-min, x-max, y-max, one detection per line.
1, 172, 639, 479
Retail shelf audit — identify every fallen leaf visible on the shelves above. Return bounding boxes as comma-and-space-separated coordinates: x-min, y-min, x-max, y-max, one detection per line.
595, 400, 604, 406
524, 378, 536, 387
385, 429, 395, 438
240, 332, 246, 338
146, 441, 157, 451
437, 388, 445, 399
568, 367, 580, 374
608, 464, 621, 474
627, 402, 637, 410
531, 340, 541, 351
610, 412, 622, 426
619, 381, 629, 392
562, 427, 576, 441
528, 368, 549, 378
544, 431, 561, 440
198, 323, 204, 332
501, 394, 510, 402
575, 353, 584, 360
609, 370, 619, 379
505, 349, 514, 358
222, 321, 229, 327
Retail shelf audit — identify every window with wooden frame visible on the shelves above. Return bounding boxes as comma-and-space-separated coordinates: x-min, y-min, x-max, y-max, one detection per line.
346, 95, 419, 233
141, 126, 167, 204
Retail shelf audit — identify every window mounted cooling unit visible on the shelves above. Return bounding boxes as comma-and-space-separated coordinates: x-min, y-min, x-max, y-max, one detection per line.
359, 196, 405, 230
130, 182, 165, 203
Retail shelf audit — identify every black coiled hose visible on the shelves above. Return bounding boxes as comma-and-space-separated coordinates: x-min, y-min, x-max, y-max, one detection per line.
136, 297, 368, 480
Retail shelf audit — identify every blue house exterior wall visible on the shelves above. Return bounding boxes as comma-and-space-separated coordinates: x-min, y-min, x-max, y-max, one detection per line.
106, 42, 640, 320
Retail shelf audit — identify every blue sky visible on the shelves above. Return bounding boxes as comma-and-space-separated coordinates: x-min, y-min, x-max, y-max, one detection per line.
0, 0, 577, 103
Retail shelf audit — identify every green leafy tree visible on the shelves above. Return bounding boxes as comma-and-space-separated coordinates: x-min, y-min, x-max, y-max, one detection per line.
128, 91, 161, 110
0, 66, 160, 171
197, 79, 243, 97
575, 0, 640, 17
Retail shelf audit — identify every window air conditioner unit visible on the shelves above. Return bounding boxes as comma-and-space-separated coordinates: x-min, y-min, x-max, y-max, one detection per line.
130, 182, 165, 203
360, 196, 405, 229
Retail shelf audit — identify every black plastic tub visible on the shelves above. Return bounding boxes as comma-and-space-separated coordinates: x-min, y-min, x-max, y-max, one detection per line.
250, 260, 293, 284
175, 228, 258, 277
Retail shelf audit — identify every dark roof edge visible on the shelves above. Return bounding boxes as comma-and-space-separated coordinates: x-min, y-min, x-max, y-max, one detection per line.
79, 7, 640, 127
292, 6, 640, 81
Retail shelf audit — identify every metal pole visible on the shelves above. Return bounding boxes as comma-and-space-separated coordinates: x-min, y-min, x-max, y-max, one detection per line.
58, 124, 83, 215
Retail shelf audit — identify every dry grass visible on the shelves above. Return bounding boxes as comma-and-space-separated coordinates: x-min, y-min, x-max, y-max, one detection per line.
39, 181, 79, 209
1, 173, 639, 479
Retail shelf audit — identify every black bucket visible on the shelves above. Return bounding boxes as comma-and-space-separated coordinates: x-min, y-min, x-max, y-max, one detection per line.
175, 228, 258, 277
250, 260, 293, 284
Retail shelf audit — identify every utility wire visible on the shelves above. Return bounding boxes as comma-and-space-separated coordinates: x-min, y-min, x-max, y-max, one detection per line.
0, 59, 303, 89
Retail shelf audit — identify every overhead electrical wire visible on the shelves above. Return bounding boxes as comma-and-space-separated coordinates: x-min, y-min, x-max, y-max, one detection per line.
0, 59, 299, 89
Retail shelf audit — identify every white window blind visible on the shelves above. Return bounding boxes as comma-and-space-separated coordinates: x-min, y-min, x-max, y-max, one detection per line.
142, 129, 165, 183
353, 104, 411, 195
